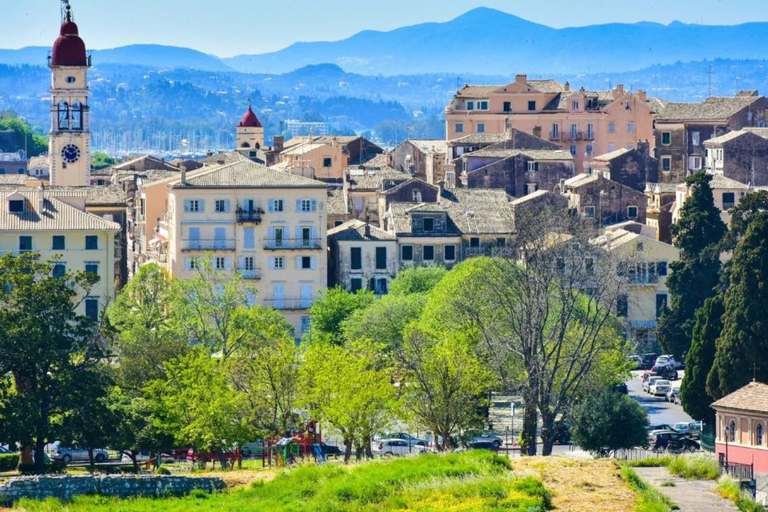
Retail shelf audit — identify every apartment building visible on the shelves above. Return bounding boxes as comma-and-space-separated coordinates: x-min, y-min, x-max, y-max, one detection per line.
0, 187, 120, 319
586, 142, 658, 192
444, 75, 655, 173
390, 139, 449, 183
327, 219, 398, 294
138, 158, 328, 336
704, 128, 768, 186
654, 92, 768, 183
563, 173, 648, 226
276, 136, 383, 181
672, 174, 749, 226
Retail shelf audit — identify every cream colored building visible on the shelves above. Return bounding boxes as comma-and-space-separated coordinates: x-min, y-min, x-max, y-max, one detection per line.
328, 220, 398, 294
672, 173, 749, 226
0, 187, 120, 319
139, 158, 328, 336
592, 228, 680, 348
444, 75, 655, 173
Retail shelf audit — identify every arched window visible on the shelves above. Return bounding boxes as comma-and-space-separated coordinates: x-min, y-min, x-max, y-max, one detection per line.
240, 142, 250, 148
729, 420, 736, 442
58, 102, 69, 130
255, 143, 261, 150
757, 424, 764, 446
71, 102, 83, 131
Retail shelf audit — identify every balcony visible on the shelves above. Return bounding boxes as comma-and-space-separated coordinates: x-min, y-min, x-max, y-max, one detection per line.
568, 132, 583, 141
263, 297, 314, 310
181, 239, 236, 251
549, 132, 560, 141
238, 268, 261, 280
237, 208, 264, 224
264, 238, 322, 250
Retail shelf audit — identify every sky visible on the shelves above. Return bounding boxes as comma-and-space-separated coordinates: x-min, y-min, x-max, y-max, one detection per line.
1, 0, 763, 57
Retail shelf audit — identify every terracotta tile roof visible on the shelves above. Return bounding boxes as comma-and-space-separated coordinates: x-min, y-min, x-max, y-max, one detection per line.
450, 133, 508, 146
706, 128, 768, 146
593, 148, 631, 162
645, 182, 680, 194
328, 219, 396, 241
347, 168, 411, 190
711, 381, 768, 414
656, 96, 763, 121
709, 174, 748, 190
280, 142, 329, 157
172, 159, 327, 189
405, 139, 449, 155
528, 79, 567, 93
0, 190, 120, 231
0, 175, 30, 185
113, 155, 181, 172
0, 184, 127, 207
455, 85, 499, 98
201, 151, 249, 166
326, 188, 348, 216
467, 148, 573, 161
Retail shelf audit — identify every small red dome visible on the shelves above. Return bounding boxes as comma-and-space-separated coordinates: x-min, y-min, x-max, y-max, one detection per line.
238, 106, 262, 128
51, 14, 88, 67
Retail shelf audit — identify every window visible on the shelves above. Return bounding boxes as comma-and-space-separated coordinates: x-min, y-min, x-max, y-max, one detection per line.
476, 123, 485, 133
526, 183, 538, 195
353, 197, 364, 211
551, 124, 559, 139
586, 144, 593, 156
729, 420, 736, 442
423, 245, 435, 261
478, 100, 488, 110
375, 247, 387, 270
298, 199, 317, 212
570, 123, 578, 139
351, 247, 362, 270
657, 261, 668, 276
214, 199, 230, 213
412, 190, 422, 202
187, 257, 200, 270
691, 131, 700, 146
637, 242, 644, 252
617, 294, 628, 317
185, 199, 201, 213
269, 256, 284, 270
269, 199, 284, 212
569, 145, 577, 156
350, 278, 363, 292
422, 217, 434, 232
584, 206, 595, 218
66, 76, 76, 83
243, 227, 255, 249
8, 200, 24, 213
627, 121, 634, 133
608, 144, 615, 152
527, 161, 538, 172
401, 245, 413, 261
756, 424, 764, 446
52, 235, 65, 250
608, 122, 615, 134
655, 293, 667, 318
466, 101, 475, 111
661, 157, 671, 172
587, 123, 594, 139
271, 227, 285, 247
85, 298, 99, 322
19, 235, 32, 252
722, 192, 736, 210
323, 157, 332, 168
85, 262, 99, 277
572, 101, 579, 111
503, 101, 512, 112
215, 256, 226, 270
688, 156, 702, 170
444, 245, 456, 261
527, 100, 536, 111
300, 256, 312, 269
374, 278, 388, 294
470, 237, 480, 248
243, 256, 255, 271
52, 263, 66, 279
661, 132, 671, 145
301, 316, 312, 334
627, 205, 638, 219
454, 122, 465, 134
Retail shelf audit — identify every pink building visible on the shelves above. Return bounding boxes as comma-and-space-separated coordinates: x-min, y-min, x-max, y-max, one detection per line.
712, 381, 768, 475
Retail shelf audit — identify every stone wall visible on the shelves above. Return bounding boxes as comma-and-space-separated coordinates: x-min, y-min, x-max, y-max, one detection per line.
0, 474, 226, 504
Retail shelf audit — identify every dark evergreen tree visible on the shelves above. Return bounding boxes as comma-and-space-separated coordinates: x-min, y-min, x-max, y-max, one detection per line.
721, 190, 768, 252
571, 390, 649, 454
708, 212, 768, 398
658, 172, 726, 358
680, 295, 723, 423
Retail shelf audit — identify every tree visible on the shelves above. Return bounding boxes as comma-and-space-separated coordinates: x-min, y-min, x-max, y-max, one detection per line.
659, 172, 726, 358
0, 115, 48, 156
91, 151, 118, 171
308, 288, 374, 345
342, 293, 426, 351
571, 390, 648, 454
398, 329, 495, 451
106, 263, 187, 391
300, 340, 399, 462
388, 266, 447, 296
721, 190, 768, 252
0, 254, 101, 474
680, 296, 723, 424
707, 212, 768, 398
145, 348, 253, 469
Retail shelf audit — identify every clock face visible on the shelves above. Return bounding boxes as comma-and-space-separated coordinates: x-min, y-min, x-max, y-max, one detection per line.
61, 144, 81, 164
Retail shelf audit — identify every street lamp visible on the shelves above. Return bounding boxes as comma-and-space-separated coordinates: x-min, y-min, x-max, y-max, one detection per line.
724, 424, 730, 469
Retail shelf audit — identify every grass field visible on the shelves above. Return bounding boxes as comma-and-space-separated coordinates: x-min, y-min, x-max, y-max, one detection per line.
12, 451, 552, 512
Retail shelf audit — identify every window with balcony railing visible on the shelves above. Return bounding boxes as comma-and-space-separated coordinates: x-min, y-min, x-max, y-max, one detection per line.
182, 239, 236, 251
264, 238, 322, 250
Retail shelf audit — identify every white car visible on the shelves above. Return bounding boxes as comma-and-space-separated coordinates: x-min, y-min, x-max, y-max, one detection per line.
373, 439, 428, 457
673, 422, 695, 435
655, 355, 682, 369
51, 443, 110, 463
644, 376, 662, 393
649, 379, 671, 397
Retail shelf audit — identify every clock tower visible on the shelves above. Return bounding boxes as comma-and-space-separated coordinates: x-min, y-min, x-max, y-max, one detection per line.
48, 1, 91, 187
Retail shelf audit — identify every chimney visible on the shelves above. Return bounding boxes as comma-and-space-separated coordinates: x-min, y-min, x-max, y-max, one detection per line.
515, 74, 527, 84
564, 81, 570, 92
181, 164, 186, 185
532, 125, 542, 139
273, 135, 284, 153
438, 180, 446, 199
636, 90, 647, 102
206, 150, 213, 157
615, 84, 624, 94
364, 221, 371, 238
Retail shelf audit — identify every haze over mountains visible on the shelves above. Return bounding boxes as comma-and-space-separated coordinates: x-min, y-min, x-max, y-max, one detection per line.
3, 8, 768, 75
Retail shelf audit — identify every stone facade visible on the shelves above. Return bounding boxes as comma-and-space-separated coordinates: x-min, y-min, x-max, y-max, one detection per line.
377, 179, 439, 228
589, 142, 658, 192
705, 129, 768, 186
463, 153, 575, 198
564, 174, 648, 226
0, 475, 225, 504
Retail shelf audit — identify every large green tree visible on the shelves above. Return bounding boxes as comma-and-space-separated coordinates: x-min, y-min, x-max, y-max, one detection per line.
308, 287, 374, 345
707, 212, 768, 398
659, 172, 726, 358
571, 390, 649, 454
0, 115, 48, 156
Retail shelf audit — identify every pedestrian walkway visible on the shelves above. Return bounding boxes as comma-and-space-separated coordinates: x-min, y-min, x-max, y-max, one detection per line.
633, 466, 738, 511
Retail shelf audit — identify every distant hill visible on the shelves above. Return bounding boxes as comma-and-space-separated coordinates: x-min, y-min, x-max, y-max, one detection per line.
223, 7, 768, 75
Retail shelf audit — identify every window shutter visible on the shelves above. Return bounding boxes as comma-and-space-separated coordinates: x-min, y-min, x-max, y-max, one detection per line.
268, 226, 275, 243
183, 199, 191, 212
268, 257, 275, 270
296, 199, 302, 212
295, 226, 302, 241
310, 226, 317, 241
238, 256, 245, 271
243, 227, 255, 249
184, 257, 191, 270
225, 257, 232, 270
310, 199, 317, 211
296, 256, 302, 269
310, 256, 317, 270
224, 199, 231, 213
199, 199, 205, 213
268, 199, 274, 212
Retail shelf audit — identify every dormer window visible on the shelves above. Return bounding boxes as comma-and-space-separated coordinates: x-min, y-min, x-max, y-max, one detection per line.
423, 217, 434, 232
66, 76, 76, 84
8, 199, 25, 213
412, 190, 422, 202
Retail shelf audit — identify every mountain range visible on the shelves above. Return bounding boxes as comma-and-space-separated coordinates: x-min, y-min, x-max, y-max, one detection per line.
4, 7, 768, 76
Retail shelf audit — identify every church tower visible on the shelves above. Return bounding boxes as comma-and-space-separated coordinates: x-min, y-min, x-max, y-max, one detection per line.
48, 1, 91, 187
236, 104, 264, 158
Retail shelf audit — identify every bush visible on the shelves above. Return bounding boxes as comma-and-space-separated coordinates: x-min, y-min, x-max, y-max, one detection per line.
154, 466, 171, 475
18, 460, 66, 475
189, 489, 209, 499
0, 453, 17, 472
717, 476, 767, 512
666, 455, 719, 480
571, 390, 649, 453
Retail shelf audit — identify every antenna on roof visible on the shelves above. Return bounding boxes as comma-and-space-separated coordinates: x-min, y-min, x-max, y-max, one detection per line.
708, 64, 713, 98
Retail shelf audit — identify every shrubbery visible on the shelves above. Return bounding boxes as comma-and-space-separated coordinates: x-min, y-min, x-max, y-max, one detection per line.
0, 453, 17, 472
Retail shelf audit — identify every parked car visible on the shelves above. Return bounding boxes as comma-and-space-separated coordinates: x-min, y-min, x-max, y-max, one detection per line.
640, 353, 660, 370
655, 355, 683, 369
644, 376, 662, 393
649, 379, 671, 397
374, 439, 427, 457
51, 443, 110, 463
0, 446, 12, 454
613, 383, 629, 394
651, 364, 678, 380
672, 422, 699, 436
646, 423, 676, 433
641, 371, 658, 385
665, 385, 681, 403
465, 430, 504, 449
551, 421, 571, 445
382, 432, 429, 446
121, 451, 175, 464
628, 355, 642, 369
651, 431, 700, 452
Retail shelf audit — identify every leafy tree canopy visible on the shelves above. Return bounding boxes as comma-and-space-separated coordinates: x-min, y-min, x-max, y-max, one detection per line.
571, 389, 649, 453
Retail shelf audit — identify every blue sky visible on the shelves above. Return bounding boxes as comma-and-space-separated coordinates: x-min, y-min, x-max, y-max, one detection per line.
2, 0, 762, 57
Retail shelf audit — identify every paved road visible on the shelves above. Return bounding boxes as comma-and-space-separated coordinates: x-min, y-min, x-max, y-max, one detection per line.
634, 466, 738, 511
627, 370, 694, 425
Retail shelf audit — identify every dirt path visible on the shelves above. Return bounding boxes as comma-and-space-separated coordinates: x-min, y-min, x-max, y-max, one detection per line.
513, 457, 636, 512
633, 466, 738, 512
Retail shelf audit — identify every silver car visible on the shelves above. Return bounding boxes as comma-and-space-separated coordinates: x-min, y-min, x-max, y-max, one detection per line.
650, 379, 671, 396
374, 439, 427, 457
51, 443, 109, 463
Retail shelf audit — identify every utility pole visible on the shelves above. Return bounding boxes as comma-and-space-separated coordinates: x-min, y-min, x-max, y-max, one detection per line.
708, 64, 713, 98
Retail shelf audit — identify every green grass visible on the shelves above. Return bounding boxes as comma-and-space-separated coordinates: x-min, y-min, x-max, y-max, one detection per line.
620, 467, 679, 512
716, 475, 767, 512
13, 451, 552, 512
626, 455, 719, 480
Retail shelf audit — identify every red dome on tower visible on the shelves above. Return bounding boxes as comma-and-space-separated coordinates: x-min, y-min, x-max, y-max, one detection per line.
51, 6, 88, 67
238, 106, 262, 128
